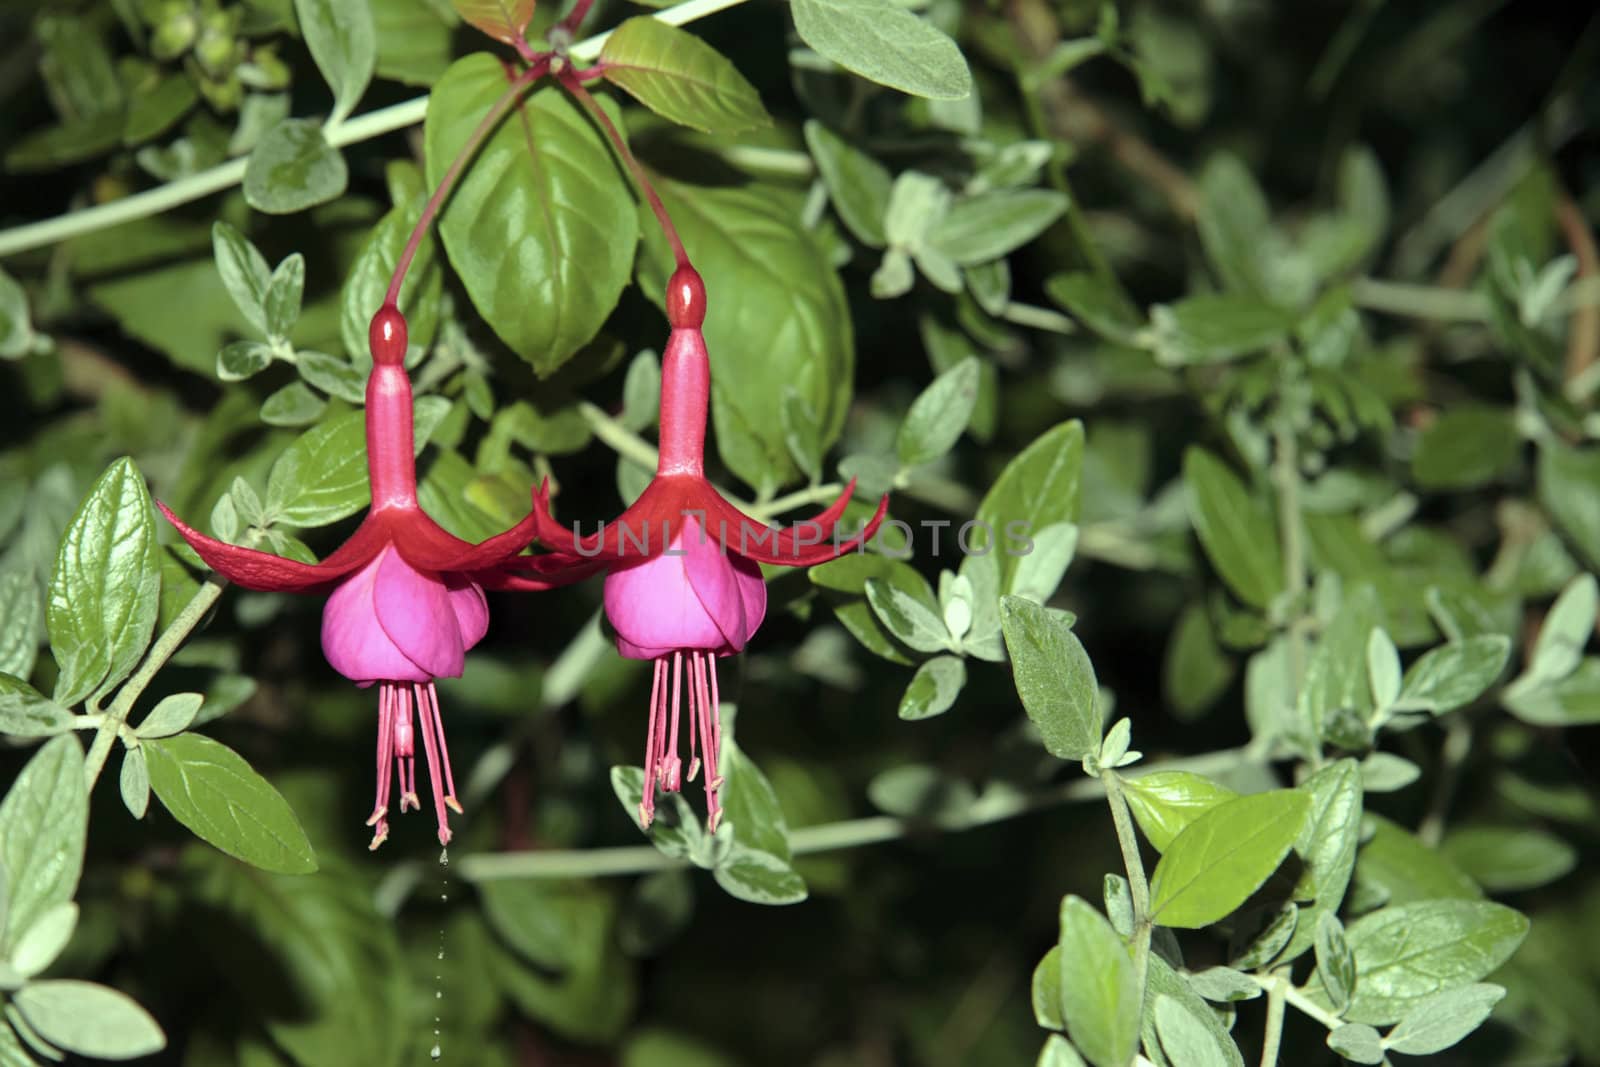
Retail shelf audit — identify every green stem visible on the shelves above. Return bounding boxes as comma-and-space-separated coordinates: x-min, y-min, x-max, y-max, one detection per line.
83, 575, 226, 789
1259, 973, 1289, 1067
1102, 772, 1153, 1007
1349, 278, 1491, 321
577, 401, 661, 471
1272, 407, 1309, 690
0, 0, 751, 260
999, 302, 1078, 334
457, 745, 1251, 880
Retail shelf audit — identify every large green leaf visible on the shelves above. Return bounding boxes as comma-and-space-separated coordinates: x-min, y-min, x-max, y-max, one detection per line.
974, 421, 1084, 593
1333, 900, 1528, 1024
639, 178, 853, 494
451, 0, 533, 47
1000, 596, 1100, 761
599, 18, 770, 134
0, 736, 86, 955
426, 56, 636, 375
294, 0, 375, 126
145, 734, 317, 874
1148, 790, 1310, 929
1183, 447, 1282, 610
1120, 771, 1236, 852
790, 0, 972, 100
1055, 896, 1140, 1067
12, 981, 165, 1060
263, 411, 369, 528
1279, 759, 1362, 962
243, 118, 349, 215
0, 674, 73, 738
48, 458, 162, 706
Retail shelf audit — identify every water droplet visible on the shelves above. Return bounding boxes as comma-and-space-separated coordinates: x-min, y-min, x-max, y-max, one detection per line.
439, 847, 449, 867
430, 1044, 442, 1060
435, 991, 442, 999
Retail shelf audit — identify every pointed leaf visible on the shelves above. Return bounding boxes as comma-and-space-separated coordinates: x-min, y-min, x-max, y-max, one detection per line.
1148, 790, 1310, 929
599, 18, 770, 134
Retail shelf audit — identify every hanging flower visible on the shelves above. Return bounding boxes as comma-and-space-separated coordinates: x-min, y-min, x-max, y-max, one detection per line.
515, 266, 889, 830
159, 306, 554, 848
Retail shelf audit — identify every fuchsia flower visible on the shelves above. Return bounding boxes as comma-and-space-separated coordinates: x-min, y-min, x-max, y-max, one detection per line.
159, 306, 551, 848
518, 266, 889, 830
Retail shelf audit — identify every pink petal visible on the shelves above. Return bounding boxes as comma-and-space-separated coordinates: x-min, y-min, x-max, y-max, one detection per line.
681, 517, 758, 652
603, 526, 725, 659
322, 549, 432, 683
373, 547, 466, 679
446, 578, 489, 650
733, 555, 767, 643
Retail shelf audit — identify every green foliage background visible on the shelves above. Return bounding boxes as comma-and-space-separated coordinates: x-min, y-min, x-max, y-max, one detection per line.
0, 0, 1598, 1064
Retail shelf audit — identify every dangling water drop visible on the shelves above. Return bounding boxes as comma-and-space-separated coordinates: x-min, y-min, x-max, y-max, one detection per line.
429, 845, 449, 1061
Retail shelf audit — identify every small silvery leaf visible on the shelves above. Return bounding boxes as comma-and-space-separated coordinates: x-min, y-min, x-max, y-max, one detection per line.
865, 579, 953, 654
1526, 573, 1596, 684
1327, 1023, 1385, 1064
229, 478, 264, 528
1359, 752, 1421, 793
1315, 912, 1357, 1015
912, 245, 963, 293
884, 170, 950, 250
1098, 718, 1131, 769
136, 692, 203, 738
940, 572, 974, 641
10, 902, 78, 978
1009, 522, 1078, 602
212, 221, 272, 333
1184, 965, 1261, 1003
121, 745, 150, 819
1103, 873, 1133, 936
217, 340, 275, 382
263, 253, 305, 341
871, 248, 915, 299
209, 492, 239, 543
1366, 627, 1400, 712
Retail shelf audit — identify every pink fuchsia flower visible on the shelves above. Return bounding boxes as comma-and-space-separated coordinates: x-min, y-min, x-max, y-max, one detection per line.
159, 306, 553, 848
516, 266, 888, 830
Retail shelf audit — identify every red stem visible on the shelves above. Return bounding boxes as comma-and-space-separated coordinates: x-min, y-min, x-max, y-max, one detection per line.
384, 56, 552, 309
557, 0, 595, 34
557, 69, 690, 269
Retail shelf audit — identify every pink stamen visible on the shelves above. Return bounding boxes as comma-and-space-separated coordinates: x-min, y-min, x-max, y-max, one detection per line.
396, 686, 419, 812
692, 652, 722, 833
367, 683, 397, 849
664, 651, 683, 792
415, 682, 452, 845
421, 683, 462, 814
639, 657, 667, 828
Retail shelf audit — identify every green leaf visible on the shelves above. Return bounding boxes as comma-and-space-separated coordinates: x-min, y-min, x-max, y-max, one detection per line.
1143, 954, 1246, 1067
1046, 271, 1141, 345
120, 744, 150, 819
621, 351, 662, 432
123, 70, 199, 146
896, 357, 979, 468
638, 177, 853, 495
866, 578, 952, 653
1440, 827, 1577, 893
1055, 896, 1140, 1067
13, 981, 164, 1059
790, 0, 973, 100
374, 0, 456, 86
1154, 995, 1231, 1067
1299, 584, 1383, 742
1163, 603, 1234, 720
719, 739, 792, 861
48, 458, 162, 706
1150, 294, 1293, 365
217, 339, 276, 381
928, 190, 1069, 265
1000, 596, 1101, 760
339, 162, 442, 363
975, 421, 1084, 593
1148, 789, 1311, 929
0, 267, 35, 359
1413, 407, 1520, 490
1366, 627, 1400, 709
1037, 1035, 1088, 1067
211, 221, 273, 334
427, 58, 636, 376
262, 253, 305, 340
243, 118, 349, 215
0, 675, 73, 738
898, 654, 966, 720
1396, 636, 1510, 713
1354, 814, 1482, 907
1120, 770, 1236, 852
451, 0, 534, 47
0, 574, 40, 680
1315, 913, 1356, 1014
136, 692, 203, 739
804, 120, 891, 248
10, 902, 77, 979
294, 0, 375, 126
599, 18, 770, 134
297, 350, 368, 405
145, 734, 318, 874
1384, 983, 1505, 1056
1523, 572, 1596, 684
1327, 1024, 1384, 1064
1032, 945, 1064, 1029
263, 411, 369, 527
1538, 440, 1600, 569
0, 736, 87, 955
1336, 900, 1528, 1025
1280, 759, 1363, 961
482, 880, 606, 970
1183, 447, 1283, 610
713, 845, 808, 905
260, 382, 328, 426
